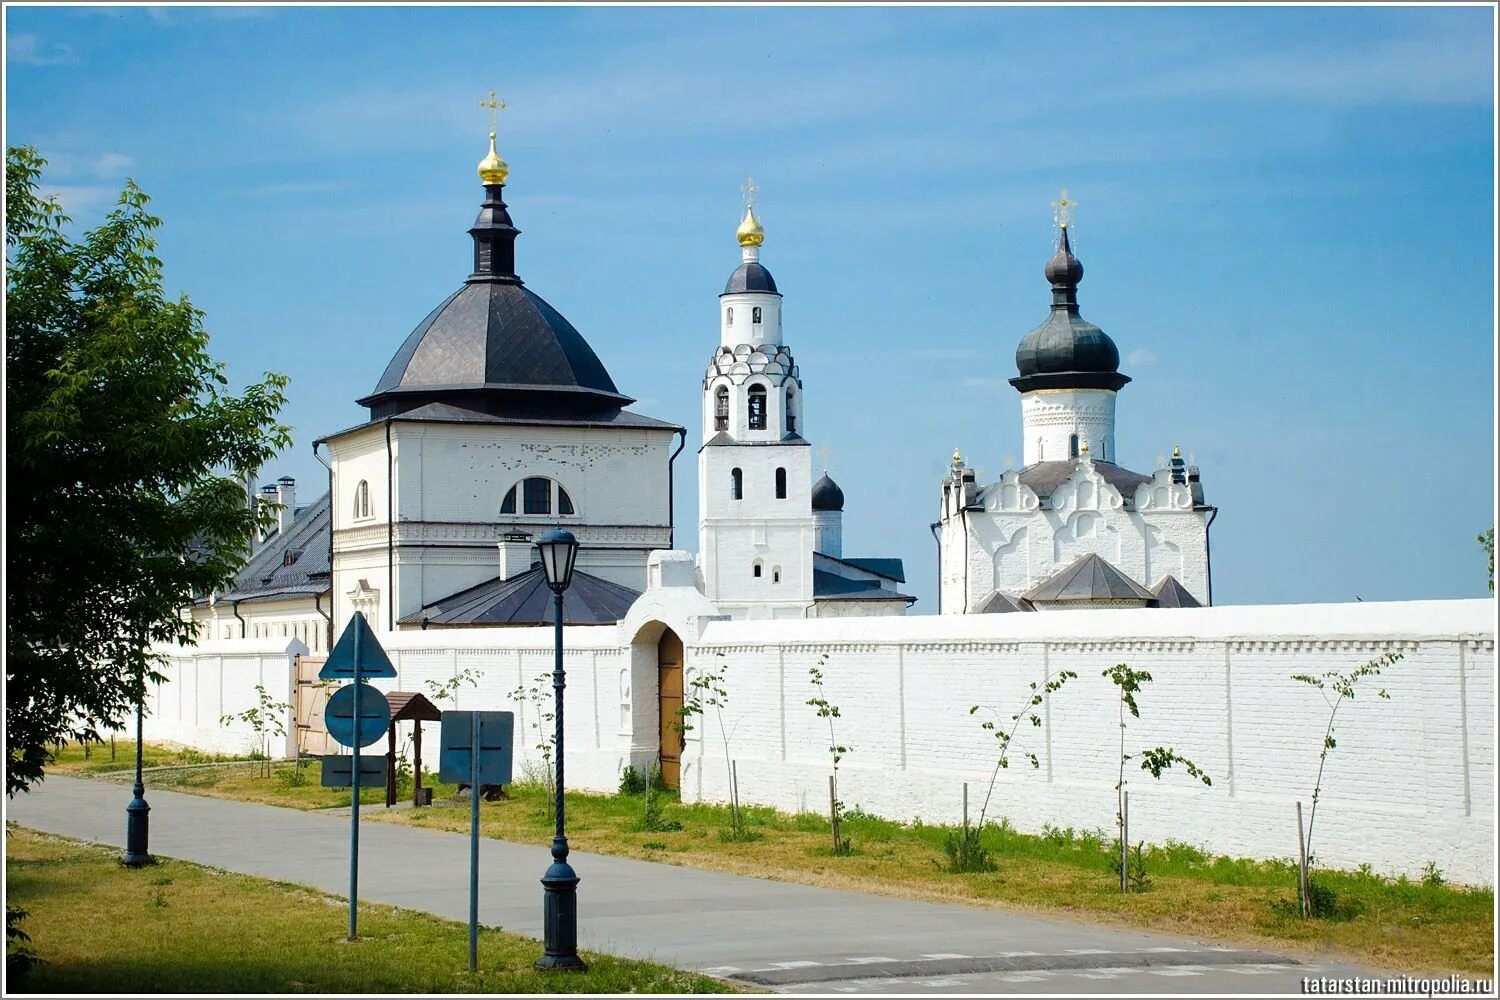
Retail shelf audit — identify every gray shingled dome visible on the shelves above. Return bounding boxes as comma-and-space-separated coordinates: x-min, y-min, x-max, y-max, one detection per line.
811, 472, 845, 512
1012, 227, 1129, 393
723, 261, 780, 295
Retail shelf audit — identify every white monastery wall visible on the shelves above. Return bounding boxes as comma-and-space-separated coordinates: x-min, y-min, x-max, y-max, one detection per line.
146, 638, 305, 759
144, 594, 1495, 882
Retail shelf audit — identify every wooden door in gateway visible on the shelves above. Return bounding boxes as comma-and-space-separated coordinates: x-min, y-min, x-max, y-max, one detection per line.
658, 629, 684, 789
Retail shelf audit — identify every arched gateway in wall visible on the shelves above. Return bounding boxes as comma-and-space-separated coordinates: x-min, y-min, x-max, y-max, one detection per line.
656, 628, 684, 788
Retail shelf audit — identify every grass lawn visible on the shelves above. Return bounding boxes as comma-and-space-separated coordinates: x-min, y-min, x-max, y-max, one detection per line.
45, 739, 248, 776
64, 757, 1495, 977
4, 826, 733, 994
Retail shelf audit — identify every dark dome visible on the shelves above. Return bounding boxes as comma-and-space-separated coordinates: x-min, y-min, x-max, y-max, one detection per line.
1010, 228, 1129, 394
357, 182, 631, 418
723, 261, 780, 295
811, 473, 845, 512
367, 280, 621, 400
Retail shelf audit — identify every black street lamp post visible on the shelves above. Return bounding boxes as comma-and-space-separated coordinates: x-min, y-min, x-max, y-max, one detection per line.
534, 527, 585, 971
123, 661, 150, 867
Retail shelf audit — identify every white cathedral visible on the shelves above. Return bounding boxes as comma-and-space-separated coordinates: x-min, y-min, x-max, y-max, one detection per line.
191, 127, 1210, 647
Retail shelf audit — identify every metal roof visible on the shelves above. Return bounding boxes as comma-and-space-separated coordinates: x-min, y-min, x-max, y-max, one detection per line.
812, 569, 916, 604
201, 493, 331, 604
1015, 459, 1153, 502
722, 261, 780, 295
1150, 575, 1203, 608
400, 565, 641, 627
1022, 553, 1155, 603
811, 473, 845, 512
318, 399, 680, 445
974, 590, 1035, 613
817, 553, 905, 583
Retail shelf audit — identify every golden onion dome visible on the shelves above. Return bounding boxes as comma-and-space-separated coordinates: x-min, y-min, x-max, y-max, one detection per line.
736, 206, 764, 247
478, 131, 509, 185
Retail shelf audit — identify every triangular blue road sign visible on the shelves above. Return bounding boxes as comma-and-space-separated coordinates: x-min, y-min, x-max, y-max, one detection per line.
320, 611, 397, 680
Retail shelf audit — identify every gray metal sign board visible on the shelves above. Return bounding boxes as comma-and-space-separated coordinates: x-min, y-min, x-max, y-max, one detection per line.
320, 612, 397, 680
438, 711, 514, 786
325, 684, 392, 749
321, 754, 389, 788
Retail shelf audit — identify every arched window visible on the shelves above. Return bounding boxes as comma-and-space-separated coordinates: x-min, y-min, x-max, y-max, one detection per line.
731, 467, 743, 500
747, 384, 767, 430
753, 559, 763, 578
726, 307, 734, 325
1069, 434, 1080, 459
752, 306, 762, 324
775, 467, 787, 499
353, 480, 371, 519
786, 387, 797, 434
714, 386, 729, 431
500, 478, 574, 516
772, 566, 781, 584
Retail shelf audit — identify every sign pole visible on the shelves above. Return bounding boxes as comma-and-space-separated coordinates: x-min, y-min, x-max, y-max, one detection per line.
469, 710, 480, 973
349, 621, 362, 940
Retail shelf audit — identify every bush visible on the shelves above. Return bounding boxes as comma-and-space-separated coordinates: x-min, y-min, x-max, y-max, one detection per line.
6, 906, 40, 982
939, 827, 996, 874
1108, 840, 1151, 891
618, 765, 648, 795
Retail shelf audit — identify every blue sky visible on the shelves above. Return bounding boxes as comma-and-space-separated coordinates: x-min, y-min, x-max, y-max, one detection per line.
6, 4, 1495, 608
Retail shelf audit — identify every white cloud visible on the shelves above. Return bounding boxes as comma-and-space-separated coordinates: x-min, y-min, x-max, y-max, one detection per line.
1127, 348, 1157, 368
95, 152, 134, 175
7, 33, 77, 66
43, 185, 112, 214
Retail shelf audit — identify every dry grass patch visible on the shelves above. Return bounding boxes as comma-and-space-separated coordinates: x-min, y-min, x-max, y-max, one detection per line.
4, 825, 734, 994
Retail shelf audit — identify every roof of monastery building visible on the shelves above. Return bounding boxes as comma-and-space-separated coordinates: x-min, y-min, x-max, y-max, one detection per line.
1014, 458, 1154, 503
1021, 552, 1157, 605
1011, 225, 1130, 394
399, 564, 640, 627
1150, 574, 1203, 608
346, 137, 676, 433
199, 494, 331, 606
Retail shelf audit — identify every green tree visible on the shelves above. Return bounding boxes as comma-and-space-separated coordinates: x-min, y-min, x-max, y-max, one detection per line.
1480, 526, 1494, 593
6, 146, 291, 795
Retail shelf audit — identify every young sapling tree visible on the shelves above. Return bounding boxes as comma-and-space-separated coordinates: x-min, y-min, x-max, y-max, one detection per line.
220, 683, 291, 777
678, 663, 747, 837
1291, 650, 1402, 915
807, 655, 853, 855
1103, 663, 1211, 891
508, 672, 556, 800
957, 668, 1078, 872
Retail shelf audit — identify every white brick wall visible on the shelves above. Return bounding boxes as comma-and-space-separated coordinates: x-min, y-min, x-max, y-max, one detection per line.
145, 595, 1496, 883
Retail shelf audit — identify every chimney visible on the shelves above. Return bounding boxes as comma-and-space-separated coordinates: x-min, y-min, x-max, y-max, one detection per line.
275, 476, 296, 536
498, 532, 534, 581
257, 484, 278, 542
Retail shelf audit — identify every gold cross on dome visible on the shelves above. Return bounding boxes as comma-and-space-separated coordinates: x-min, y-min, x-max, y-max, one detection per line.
741, 176, 759, 211
479, 89, 507, 133
1051, 187, 1076, 230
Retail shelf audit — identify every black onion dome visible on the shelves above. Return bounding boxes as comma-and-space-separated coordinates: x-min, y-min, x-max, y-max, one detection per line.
722, 261, 780, 296
357, 182, 630, 419
811, 473, 845, 512
1011, 227, 1129, 393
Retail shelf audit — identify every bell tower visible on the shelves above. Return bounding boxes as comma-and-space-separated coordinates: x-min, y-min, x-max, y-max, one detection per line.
697, 181, 815, 618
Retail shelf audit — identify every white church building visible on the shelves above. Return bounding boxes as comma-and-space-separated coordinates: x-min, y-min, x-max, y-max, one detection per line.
937, 221, 1215, 614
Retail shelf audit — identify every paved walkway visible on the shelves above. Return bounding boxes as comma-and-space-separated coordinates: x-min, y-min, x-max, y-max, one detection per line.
8, 777, 1375, 994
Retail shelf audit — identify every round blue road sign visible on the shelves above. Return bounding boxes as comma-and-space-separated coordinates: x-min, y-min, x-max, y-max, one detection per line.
325, 683, 391, 749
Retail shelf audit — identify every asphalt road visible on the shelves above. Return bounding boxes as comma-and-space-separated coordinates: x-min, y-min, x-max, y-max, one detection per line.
8, 776, 1381, 994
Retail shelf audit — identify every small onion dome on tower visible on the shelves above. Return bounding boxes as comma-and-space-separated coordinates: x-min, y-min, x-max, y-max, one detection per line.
811, 472, 845, 512
1010, 226, 1130, 394
723, 204, 780, 296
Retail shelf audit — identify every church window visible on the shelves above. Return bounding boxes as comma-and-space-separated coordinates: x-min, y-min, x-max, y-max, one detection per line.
747, 384, 767, 430
523, 477, 552, 515
753, 559, 763, 578
772, 566, 781, 584
786, 387, 797, 434
726, 307, 734, 325
752, 306, 762, 324
559, 486, 575, 515
353, 480, 371, 519
731, 467, 743, 500
1069, 434, 1080, 458
500, 485, 517, 514
775, 467, 787, 499
715, 386, 729, 431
